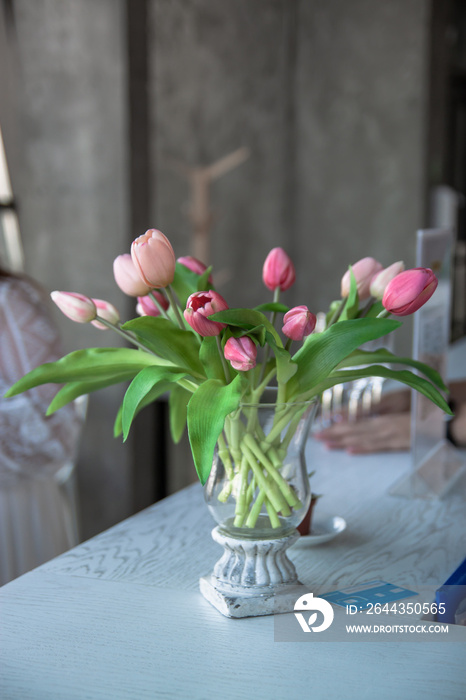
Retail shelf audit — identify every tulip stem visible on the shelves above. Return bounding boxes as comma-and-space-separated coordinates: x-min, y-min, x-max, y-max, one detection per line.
148, 291, 170, 320
166, 285, 185, 329
245, 489, 266, 528
254, 367, 277, 399
95, 316, 157, 354
376, 309, 391, 319
270, 287, 280, 325
257, 288, 281, 387
326, 297, 346, 328
216, 336, 231, 383
358, 297, 375, 318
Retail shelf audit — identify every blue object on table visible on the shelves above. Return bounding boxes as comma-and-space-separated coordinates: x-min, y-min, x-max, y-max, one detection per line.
321, 580, 418, 611
435, 557, 466, 624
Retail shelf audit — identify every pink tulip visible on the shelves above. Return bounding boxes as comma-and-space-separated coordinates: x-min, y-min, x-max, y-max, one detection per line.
136, 291, 169, 317
370, 261, 405, 299
224, 336, 257, 372
177, 256, 213, 283
184, 291, 229, 337
382, 268, 438, 316
51, 291, 97, 323
282, 305, 317, 341
91, 299, 120, 330
262, 247, 296, 292
113, 254, 151, 297
131, 229, 176, 288
341, 257, 383, 300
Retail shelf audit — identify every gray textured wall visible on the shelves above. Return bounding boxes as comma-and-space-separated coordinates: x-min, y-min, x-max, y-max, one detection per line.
10, 0, 133, 538
4, 0, 430, 537
152, 0, 429, 313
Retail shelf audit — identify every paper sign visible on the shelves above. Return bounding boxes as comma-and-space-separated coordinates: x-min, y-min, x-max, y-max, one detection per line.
390, 228, 465, 499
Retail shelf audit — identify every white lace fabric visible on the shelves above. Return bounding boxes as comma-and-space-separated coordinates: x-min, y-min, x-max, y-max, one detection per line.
0, 276, 84, 584
0, 276, 83, 485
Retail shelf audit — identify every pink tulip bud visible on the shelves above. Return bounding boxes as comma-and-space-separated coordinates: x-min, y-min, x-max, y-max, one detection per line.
262, 247, 296, 292
177, 256, 213, 283
184, 290, 229, 337
113, 254, 151, 297
90, 298, 120, 329
341, 257, 383, 300
224, 336, 257, 372
382, 267, 438, 316
51, 291, 97, 324
131, 229, 176, 288
136, 291, 169, 317
282, 305, 317, 341
370, 261, 405, 299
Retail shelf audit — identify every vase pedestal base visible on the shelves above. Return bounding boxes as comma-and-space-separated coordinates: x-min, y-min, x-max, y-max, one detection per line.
200, 575, 305, 618
199, 526, 304, 618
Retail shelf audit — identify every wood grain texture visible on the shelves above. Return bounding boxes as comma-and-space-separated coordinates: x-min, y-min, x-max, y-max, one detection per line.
40, 440, 466, 595
1, 571, 465, 700
41, 483, 217, 591
1, 440, 465, 699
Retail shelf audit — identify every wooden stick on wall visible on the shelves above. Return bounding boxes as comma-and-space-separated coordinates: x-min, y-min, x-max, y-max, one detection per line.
167, 147, 250, 264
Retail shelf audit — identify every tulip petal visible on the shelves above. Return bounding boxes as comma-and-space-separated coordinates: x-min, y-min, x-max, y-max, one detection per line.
382, 268, 438, 316
113, 254, 151, 297
184, 291, 229, 336
51, 291, 97, 324
262, 247, 296, 291
131, 229, 176, 288
341, 257, 383, 300
224, 336, 257, 371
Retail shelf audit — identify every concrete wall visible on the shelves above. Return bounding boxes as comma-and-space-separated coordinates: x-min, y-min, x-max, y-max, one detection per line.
151, 0, 429, 311
4, 0, 431, 537
10, 0, 133, 538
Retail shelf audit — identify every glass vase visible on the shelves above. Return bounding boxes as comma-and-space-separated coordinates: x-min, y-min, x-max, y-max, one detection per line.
204, 389, 318, 541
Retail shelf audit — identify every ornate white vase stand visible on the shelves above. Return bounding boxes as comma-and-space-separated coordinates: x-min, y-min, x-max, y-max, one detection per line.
199, 526, 304, 618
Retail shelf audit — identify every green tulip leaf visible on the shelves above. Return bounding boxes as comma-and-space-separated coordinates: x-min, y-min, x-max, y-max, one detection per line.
197, 266, 213, 291
254, 302, 290, 314
266, 332, 297, 384
210, 308, 283, 347
122, 365, 189, 440
187, 375, 242, 485
46, 371, 138, 414
114, 403, 124, 437
304, 365, 452, 415
359, 300, 384, 318
287, 317, 401, 400
225, 324, 267, 346
169, 385, 191, 443
171, 262, 214, 307
122, 317, 204, 377
114, 379, 172, 438
4, 347, 161, 398
199, 336, 231, 381
336, 348, 447, 391
172, 262, 202, 307
340, 266, 359, 321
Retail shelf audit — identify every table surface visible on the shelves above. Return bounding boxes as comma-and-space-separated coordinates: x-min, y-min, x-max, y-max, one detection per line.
1, 436, 466, 700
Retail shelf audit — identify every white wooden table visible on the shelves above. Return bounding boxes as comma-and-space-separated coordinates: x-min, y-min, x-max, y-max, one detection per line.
1, 438, 465, 700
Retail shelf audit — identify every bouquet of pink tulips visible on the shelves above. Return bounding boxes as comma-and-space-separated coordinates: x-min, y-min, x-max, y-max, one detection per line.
5, 230, 451, 503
